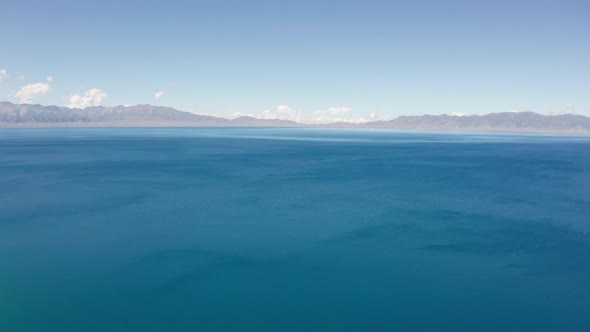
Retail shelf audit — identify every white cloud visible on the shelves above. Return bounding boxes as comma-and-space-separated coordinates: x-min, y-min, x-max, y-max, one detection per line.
66, 88, 107, 109
0, 68, 7, 81
361, 112, 378, 122
154, 91, 165, 100
47, 76, 54, 82
234, 105, 380, 124
229, 111, 254, 118
258, 105, 303, 122
448, 112, 466, 117
312, 106, 352, 123
231, 105, 305, 122
15, 78, 52, 103
310, 106, 378, 124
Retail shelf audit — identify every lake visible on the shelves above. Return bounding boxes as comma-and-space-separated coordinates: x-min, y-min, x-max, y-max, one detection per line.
1, 128, 589, 331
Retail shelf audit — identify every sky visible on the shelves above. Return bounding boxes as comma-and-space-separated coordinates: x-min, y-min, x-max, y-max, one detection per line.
0, 0, 588, 122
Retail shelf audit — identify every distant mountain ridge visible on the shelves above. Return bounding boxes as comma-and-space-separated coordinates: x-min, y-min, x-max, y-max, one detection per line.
365, 112, 590, 133
0, 102, 303, 127
0, 102, 228, 125
1, 101, 589, 133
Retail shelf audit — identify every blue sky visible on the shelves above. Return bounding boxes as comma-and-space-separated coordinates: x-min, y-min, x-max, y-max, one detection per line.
0, 0, 588, 121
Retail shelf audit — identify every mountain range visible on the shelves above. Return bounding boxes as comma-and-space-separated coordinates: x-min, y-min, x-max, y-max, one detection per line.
1, 101, 589, 134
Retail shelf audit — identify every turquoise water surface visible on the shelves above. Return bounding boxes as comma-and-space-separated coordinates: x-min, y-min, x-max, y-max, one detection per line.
1, 128, 589, 331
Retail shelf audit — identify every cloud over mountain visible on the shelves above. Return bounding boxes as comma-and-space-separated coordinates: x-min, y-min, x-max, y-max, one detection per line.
312, 107, 378, 124
259, 105, 303, 122
66, 88, 107, 109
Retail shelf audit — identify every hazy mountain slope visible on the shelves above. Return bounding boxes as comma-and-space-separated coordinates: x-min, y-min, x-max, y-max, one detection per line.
366, 112, 590, 133
0, 102, 227, 124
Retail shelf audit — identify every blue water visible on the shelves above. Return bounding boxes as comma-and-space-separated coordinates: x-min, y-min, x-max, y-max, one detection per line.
1, 128, 590, 331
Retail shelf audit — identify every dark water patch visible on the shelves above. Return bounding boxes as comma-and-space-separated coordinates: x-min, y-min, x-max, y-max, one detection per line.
0, 192, 151, 225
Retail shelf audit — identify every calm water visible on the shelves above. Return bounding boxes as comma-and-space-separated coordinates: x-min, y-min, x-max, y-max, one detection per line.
1, 128, 590, 331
